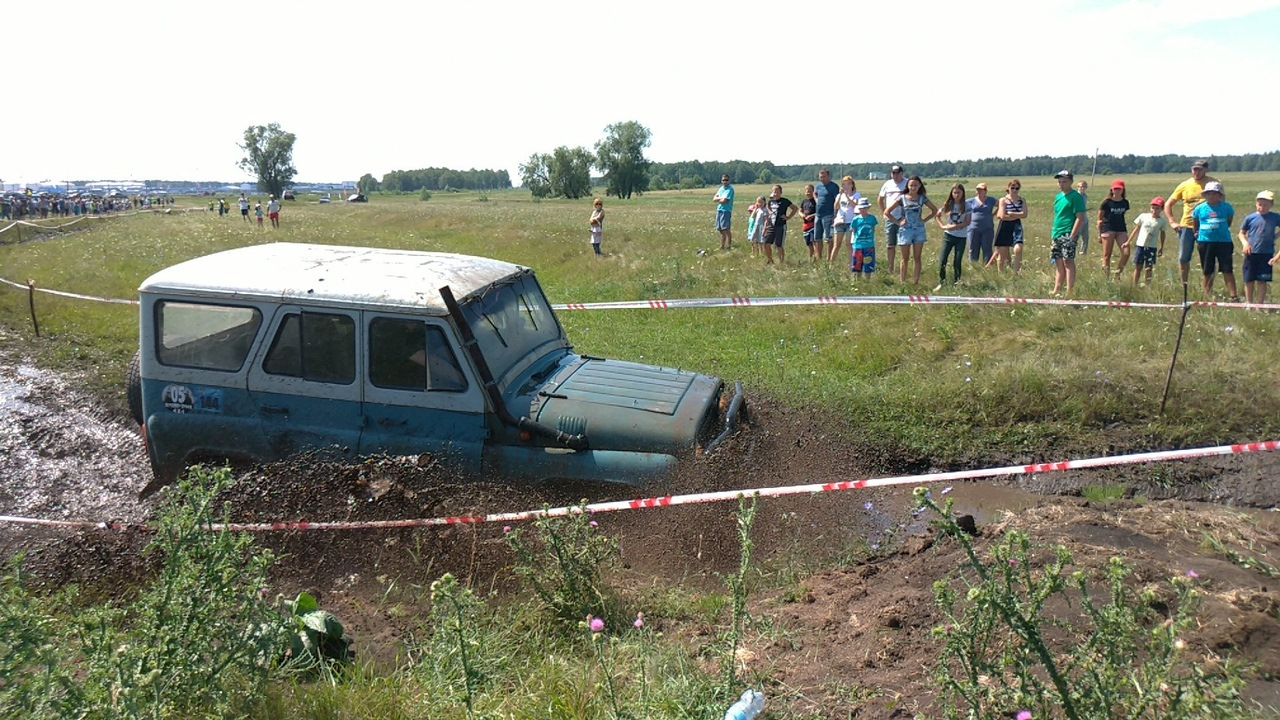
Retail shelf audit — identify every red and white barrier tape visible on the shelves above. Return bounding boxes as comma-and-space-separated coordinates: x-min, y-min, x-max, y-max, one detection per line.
552, 294, 1280, 312
3, 440, 1275, 534
5, 277, 1277, 312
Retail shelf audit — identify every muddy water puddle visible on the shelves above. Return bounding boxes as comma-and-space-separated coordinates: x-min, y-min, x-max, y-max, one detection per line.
0, 356, 151, 523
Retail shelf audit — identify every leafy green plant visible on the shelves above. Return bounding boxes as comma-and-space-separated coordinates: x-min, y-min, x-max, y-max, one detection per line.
1202, 532, 1280, 579
0, 466, 287, 719
283, 591, 353, 669
425, 573, 488, 714
917, 487, 1254, 720
721, 494, 758, 695
504, 504, 620, 626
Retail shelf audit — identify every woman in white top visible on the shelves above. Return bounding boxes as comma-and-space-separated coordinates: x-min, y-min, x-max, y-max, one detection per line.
829, 175, 861, 263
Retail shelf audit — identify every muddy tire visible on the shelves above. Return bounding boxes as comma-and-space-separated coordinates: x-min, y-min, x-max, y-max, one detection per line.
126, 351, 143, 426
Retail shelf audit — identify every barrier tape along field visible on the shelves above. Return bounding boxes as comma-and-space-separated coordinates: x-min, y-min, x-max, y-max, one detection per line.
0, 276, 140, 306
4, 277, 1279, 312
553, 295, 1280, 312
2, 439, 1276, 534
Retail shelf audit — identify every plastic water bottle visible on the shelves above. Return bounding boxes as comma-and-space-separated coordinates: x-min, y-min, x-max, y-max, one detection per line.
724, 689, 765, 720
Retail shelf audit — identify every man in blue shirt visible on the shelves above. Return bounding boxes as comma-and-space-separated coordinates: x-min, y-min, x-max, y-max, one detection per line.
966, 182, 998, 264
813, 168, 840, 262
1190, 180, 1237, 300
714, 174, 734, 250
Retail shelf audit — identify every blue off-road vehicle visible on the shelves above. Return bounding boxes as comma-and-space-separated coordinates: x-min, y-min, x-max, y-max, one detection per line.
127, 243, 743, 493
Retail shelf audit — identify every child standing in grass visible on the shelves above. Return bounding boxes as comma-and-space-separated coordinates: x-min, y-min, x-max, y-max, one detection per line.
850, 198, 878, 280
763, 184, 797, 265
1239, 190, 1280, 305
1190, 181, 1236, 300
831, 176, 860, 263
254, 202, 264, 228
1128, 196, 1169, 286
801, 184, 818, 260
746, 196, 767, 256
1099, 179, 1131, 279
589, 198, 604, 257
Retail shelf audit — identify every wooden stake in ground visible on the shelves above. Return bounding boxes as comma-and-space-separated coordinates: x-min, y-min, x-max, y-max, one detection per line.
27, 279, 40, 337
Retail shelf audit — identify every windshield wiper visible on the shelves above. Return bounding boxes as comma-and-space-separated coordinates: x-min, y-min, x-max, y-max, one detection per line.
480, 312, 508, 348
518, 294, 539, 330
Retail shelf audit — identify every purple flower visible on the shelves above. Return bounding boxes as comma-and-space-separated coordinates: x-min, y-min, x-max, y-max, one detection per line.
634, 612, 645, 628
1017, 711, 1032, 720
864, 501, 873, 511
1185, 570, 1199, 579
1009, 558, 1018, 566
589, 520, 598, 528
502, 525, 511, 533
589, 615, 604, 633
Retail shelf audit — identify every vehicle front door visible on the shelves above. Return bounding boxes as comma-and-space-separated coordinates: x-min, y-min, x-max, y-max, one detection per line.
359, 314, 487, 470
246, 307, 364, 462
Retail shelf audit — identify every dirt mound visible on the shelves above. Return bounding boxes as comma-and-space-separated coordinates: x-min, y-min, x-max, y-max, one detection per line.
750, 498, 1280, 718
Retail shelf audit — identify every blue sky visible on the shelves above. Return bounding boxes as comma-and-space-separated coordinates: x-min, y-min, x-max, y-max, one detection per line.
4, 0, 1278, 184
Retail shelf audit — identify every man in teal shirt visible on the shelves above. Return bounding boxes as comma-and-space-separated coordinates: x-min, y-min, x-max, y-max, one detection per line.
1051, 170, 1086, 295
714, 174, 734, 250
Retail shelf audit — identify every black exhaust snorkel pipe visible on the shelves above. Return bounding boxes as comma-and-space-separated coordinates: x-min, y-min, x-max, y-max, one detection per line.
440, 285, 588, 450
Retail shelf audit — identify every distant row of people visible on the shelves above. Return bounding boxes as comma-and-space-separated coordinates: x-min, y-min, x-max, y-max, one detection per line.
709, 160, 1280, 302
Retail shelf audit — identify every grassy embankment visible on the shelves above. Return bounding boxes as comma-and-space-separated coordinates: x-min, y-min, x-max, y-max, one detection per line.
3, 173, 1278, 466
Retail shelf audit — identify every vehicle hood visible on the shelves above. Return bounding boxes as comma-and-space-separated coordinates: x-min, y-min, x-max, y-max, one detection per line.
523, 357, 722, 454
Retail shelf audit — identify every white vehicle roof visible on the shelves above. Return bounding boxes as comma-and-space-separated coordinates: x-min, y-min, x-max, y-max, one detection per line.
139, 242, 529, 313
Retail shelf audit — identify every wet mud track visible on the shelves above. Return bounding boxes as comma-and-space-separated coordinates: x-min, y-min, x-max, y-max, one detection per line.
3, 344, 1279, 716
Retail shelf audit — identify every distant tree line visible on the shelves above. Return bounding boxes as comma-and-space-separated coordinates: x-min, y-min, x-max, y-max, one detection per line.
378, 167, 511, 193
649, 151, 1280, 188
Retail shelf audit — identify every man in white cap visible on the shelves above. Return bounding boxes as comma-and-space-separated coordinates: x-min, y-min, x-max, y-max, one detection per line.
878, 164, 907, 272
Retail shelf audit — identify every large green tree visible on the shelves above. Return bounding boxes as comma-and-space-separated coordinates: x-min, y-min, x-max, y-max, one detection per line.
237, 123, 297, 199
358, 173, 380, 192
519, 153, 552, 198
595, 121, 651, 199
549, 146, 594, 200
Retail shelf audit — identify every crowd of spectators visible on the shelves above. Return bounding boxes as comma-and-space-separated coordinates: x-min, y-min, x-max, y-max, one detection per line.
1, 193, 173, 221
715, 160, 1279, 302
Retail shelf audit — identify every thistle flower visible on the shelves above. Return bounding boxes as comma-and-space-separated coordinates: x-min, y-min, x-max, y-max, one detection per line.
588, 615, 604, 633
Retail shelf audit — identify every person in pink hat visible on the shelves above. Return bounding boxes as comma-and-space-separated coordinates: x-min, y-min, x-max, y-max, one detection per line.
1098, 179, 1131, 278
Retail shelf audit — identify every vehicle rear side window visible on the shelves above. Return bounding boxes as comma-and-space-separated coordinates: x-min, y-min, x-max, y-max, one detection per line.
156, 301, 262, 371
263, 312, 356, 384
369, 318, 467, 392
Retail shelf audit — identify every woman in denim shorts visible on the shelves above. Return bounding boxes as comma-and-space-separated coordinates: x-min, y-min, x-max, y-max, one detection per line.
884, 175, 937, 285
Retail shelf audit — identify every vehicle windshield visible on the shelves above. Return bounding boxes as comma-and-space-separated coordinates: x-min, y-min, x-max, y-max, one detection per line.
460, 273, 566, 381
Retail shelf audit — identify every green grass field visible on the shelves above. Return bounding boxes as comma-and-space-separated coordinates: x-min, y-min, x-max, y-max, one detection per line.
3, 172, 1279, 464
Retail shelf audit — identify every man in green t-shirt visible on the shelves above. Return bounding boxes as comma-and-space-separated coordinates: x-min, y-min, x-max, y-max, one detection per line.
1051, 170, 1087, 295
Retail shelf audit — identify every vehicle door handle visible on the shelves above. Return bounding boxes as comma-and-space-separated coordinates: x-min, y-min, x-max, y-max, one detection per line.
260, 405, 289, 415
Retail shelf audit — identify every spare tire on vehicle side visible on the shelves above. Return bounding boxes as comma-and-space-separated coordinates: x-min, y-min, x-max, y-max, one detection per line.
126, 351, 143, 426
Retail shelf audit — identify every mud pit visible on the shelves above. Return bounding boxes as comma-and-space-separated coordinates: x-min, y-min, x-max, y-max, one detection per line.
2, 343, 1278, 717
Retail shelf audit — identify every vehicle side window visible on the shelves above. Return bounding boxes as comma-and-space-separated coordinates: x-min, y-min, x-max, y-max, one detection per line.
156, 301, 262, 371
369, 318, 467, 392
263, 312, 356, 384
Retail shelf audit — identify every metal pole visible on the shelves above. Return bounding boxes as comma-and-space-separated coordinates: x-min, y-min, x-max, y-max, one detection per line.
1159, 283, 1191, 415
1089, 147, 1098, 191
